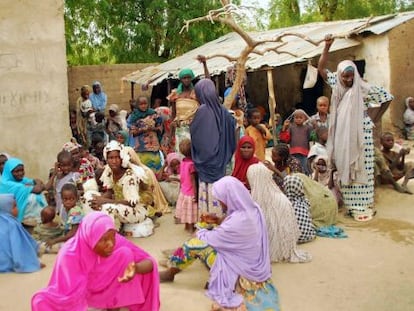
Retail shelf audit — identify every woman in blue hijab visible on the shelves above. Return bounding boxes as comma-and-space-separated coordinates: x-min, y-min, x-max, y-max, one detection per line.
190, 79, 236, 217
0, 193, 42, 273
0, 158, 47, 225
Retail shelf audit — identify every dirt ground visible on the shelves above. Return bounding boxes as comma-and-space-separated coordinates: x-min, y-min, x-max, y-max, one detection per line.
1, 152, 414, 311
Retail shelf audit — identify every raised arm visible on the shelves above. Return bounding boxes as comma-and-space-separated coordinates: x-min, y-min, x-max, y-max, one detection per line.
318, 34, 334, 81
197, 55, 210, 79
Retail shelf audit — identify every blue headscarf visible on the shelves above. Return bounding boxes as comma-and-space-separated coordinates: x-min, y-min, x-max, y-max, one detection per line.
190, 79, 236, 183
0, 158, 43, 222
0, 193, 41, 273
89, 81, 107, 112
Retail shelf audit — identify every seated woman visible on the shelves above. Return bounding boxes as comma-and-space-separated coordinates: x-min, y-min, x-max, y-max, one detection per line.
0, 158, 47, 226
128, 96, 163, 174
231, 136, 259, 189
116, 131, 170, 215
283, 175, 316, 243
247, 163, 311, 263
0, 193, 42, 273
31, 212, 160, 310
295, 173, 338, 228
159, 176, 280, 311
90, 141, 150, 231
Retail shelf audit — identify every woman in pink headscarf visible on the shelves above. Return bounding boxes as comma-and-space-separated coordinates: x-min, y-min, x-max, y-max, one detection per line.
31, 212, 160, 311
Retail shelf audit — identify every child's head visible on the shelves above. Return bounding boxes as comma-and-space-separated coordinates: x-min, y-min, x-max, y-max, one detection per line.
40, 206, 56, 224
80, 146, 90, 159
61, 183, 78, 211
247, 108, 262, 126
314, 156, 328, 174
57, 150, 74, 175
274, 113, 282, 125
293, 109, 308, 126
380, 131, 395, 150
272, 143, 290, 165
316, 96, 329, 114
179, 138, 192, 158
137, 96, 149, 112
80, 85, 90, 99
316, 126, 329, 144
406, 97, 414, 110
95, 111, 105, 123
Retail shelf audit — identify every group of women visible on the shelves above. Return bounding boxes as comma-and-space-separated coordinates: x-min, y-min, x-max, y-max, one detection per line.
1, 33, 396, 310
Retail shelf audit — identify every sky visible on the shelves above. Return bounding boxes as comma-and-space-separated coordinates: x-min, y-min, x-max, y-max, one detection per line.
241, 0, 270, 9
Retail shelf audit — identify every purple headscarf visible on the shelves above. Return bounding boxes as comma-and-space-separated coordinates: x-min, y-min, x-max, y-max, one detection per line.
197, 176, 271, 308
190, 79, 236, 183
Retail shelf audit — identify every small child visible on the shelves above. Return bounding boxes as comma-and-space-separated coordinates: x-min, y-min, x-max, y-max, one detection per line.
380, 132, 414, 193
45, 183, 84, 249
45, 150, 80, 222
280, 109, 313, 175
309, 96, 330, 129
33, 206, 64, 254
245, 108, 272, 161
158, 152, 181, 207
175, 138, 198, 232
307, 126, 329, 173
403, 97, 414, 140
312, 155, 343, 207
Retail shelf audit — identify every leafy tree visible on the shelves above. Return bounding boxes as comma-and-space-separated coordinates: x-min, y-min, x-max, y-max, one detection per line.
64, 0, 234, 65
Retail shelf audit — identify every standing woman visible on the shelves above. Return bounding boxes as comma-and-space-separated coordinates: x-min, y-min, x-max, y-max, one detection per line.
89, 81, 107, 113
190, 79, 236, 217
167, 68, 199, 152
318, 35, 393, 220
128, 96, 164, 175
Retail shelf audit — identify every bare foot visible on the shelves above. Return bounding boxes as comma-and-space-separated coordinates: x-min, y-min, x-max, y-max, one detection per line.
40, 262, 46, 269
159, 270, 175, 282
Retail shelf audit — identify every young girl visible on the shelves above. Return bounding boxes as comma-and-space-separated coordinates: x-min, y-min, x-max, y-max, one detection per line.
279, 109, 313, 175
175, 138, 197, 232
45, 183, 84, 249
245, 108, 272, 161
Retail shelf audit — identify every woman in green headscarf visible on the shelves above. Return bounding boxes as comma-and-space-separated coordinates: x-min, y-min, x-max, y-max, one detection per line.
167, 68, 199, 153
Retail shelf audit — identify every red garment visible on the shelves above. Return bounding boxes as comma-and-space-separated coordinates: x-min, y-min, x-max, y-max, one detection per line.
232, 136, 260, 186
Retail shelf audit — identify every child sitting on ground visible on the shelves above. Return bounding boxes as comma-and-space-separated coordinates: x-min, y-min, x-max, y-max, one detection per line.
245, 108, 272, 161
312, 155, 343, 207
175, 138, 198, 232
158, 152, 181, 207
33, 206, 64, 254
45, 183, 84, 249
280, 109, 313, 175
380, 132, 414, 193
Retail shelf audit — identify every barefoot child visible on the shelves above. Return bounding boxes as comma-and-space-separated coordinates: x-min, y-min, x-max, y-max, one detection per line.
245, 108, 272, 161
45, 183, 84, 248
158, 152, 181, 207
175, 138, 197, 232
33, 206, 64, 254
280, 109, 313, 175
380, 132, 414, 193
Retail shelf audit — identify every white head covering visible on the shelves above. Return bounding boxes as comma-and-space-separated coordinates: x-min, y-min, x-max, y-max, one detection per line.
327, 60, 370, 185
103, 140, 130, 168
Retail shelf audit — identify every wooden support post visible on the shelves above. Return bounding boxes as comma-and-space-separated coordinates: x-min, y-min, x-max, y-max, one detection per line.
267, 69, 278, 145
131, 82, 135, 100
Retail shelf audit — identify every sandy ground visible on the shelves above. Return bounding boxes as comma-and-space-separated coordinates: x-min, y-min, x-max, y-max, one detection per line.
1, 155, 414, 310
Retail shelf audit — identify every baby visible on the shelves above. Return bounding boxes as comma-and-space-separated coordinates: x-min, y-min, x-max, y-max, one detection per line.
33, 206, 64, 255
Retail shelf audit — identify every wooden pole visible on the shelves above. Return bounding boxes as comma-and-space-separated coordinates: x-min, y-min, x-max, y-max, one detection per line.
267, 69, 278, 145
131, 82, 135, 100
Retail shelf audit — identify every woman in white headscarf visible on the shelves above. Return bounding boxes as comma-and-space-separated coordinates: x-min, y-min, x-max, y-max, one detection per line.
90, 141, 149, 229
247, 163, 312, 262
318, 35, 393, 221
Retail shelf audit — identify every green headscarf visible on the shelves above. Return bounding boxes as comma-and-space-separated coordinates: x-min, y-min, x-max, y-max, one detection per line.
177, 68, 195, 94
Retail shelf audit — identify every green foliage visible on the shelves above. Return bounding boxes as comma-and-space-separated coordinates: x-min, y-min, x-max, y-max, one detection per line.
65, 0, 232, 65
268, 0, 414, 28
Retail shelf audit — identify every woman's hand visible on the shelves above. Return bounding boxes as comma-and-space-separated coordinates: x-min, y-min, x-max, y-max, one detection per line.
263, 160, 276, 173
45, 239, 56, 248
90, 195, 109, 210
118, 262, 136, 283
324, 34, 334, 48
